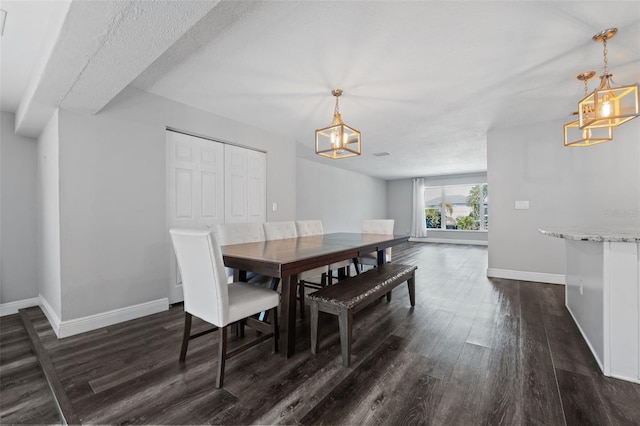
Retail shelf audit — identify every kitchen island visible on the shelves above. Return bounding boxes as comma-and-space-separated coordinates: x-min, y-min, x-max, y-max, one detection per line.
540, 228, 640, 383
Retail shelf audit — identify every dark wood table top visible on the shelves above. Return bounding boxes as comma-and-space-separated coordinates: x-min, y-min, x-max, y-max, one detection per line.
221, 232, 409, 277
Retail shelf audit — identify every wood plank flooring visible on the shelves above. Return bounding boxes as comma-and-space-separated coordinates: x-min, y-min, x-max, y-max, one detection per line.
2, 242, 640, 425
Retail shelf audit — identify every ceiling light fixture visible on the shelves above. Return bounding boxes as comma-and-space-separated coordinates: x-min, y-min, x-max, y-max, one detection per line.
315, 89, 361, 159
564, 71, 614, 147
578, 28, 639, 129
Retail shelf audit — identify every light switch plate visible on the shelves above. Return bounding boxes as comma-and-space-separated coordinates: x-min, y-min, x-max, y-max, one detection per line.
515, 200, 530, 210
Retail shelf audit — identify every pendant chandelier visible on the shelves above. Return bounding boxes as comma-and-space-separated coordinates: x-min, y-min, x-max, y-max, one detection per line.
564, 71, 614, 147
315, 89, 361, 159
578, 28, 640, 129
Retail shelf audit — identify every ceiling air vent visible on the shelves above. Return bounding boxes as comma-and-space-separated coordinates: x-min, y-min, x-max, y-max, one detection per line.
372, 152, 390, 157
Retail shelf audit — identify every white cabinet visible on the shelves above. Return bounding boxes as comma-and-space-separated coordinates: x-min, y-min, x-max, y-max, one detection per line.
565, 240, 639, 384
541, 228, 640, 384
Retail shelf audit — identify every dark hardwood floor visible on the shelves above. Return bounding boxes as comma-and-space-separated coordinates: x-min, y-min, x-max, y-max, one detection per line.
2, 242, 639, 425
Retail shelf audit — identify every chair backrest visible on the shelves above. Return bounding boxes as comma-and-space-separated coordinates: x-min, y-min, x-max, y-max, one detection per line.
263, 221, 298, 240
362, 219, 395, 260
170, 228, 230, 327
362, 219, 395, 235
215, 222, 265, 245
295, 220, 323, 237
215, 223, 266, 280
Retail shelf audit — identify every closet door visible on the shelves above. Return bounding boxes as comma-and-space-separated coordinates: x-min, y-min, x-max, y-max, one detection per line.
166, 131, 224, 303
247, 149, 266, 223
224, 145, 248, 223
224, 145, 266, 223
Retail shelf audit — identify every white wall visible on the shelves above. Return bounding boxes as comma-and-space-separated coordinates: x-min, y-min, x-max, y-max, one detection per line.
387, 172, 488, 242
386, 179, 413, 235
487, 117, 640, 280
0, 112, 38, 304
38, 111, 62, 319
296, 158, 387, 233
50, 87, 296, 322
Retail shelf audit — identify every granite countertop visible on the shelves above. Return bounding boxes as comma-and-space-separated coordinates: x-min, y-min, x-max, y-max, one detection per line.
539, 228, 640, 243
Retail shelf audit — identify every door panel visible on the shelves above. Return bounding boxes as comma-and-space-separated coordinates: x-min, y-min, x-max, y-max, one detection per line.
167, 131, 224, 303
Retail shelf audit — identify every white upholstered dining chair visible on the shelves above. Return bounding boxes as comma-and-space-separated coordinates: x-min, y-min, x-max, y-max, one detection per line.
357, 219, 395, 270
263, 221, 327, 319
169, 228, 279, 388
216, 222, 279, 320
215, 222, 267, 282
295, 220, 354, 285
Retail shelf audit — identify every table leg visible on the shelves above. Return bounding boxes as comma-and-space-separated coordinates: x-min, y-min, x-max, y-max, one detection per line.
233, 269, 248, 282
279, 273, 298, 357
377, 249, 386, 265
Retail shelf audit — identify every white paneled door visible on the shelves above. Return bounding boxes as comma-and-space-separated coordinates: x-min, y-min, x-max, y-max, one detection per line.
166, 131, 224, 303
224, 144, 266, 224
166, 131, 267, 303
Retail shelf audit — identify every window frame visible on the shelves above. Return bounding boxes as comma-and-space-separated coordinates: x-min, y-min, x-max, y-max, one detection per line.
424, 183, 488, 232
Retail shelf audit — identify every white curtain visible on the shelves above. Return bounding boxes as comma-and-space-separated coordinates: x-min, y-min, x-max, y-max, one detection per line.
410, 178, 428, 238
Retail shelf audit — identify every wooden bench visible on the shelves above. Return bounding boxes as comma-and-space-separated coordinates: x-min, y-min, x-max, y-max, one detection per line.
307, 263, 417, 367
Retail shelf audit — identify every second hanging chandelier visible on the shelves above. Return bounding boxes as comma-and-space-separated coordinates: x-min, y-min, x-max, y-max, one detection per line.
578, 28, 639, 130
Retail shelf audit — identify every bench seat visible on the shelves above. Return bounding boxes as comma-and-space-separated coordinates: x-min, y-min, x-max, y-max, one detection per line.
307, 263, 417, 366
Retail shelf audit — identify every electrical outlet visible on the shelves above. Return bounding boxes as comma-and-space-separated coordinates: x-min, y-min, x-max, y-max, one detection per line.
515, 200, 530, 210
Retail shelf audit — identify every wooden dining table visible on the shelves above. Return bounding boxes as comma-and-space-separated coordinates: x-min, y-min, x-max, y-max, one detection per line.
221, 232, 410, 357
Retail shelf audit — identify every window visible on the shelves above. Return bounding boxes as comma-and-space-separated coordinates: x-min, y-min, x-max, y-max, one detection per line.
424, 183, 488, 231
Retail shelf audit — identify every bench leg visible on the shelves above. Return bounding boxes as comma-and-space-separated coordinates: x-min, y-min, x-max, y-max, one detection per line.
310, 302, 319, 355
407, 274, 416, 306
338, 309, 353, 367
386, 290, 392, 302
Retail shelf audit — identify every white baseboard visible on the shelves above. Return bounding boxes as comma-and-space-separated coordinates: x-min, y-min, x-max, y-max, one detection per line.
486, 268, 566, 285
39, 295, 169, 339
38, 295, 63, 337
610, 374, 640, 384
0, 297, 39, 317
410, 237, 488, 246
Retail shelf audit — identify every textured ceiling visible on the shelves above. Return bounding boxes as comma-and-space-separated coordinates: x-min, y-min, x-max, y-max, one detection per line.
3, 1, 640, 180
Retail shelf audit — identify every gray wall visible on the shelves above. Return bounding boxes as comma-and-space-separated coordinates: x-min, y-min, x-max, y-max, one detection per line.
296, 158, 387, 233
38, 111, 62, 318
387, 172, 488, 241
487, 117, 640, 276
0, 112, 38, 304
49, 87, 296, 321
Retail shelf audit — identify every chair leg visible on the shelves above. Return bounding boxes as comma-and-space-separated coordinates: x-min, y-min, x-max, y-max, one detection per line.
299, 281, 305, 320
310, 302, 319, 355
259, 278, 281, 322
216, 326, 228, 388
338, 267, 347, 281
271, 307, 279, 354
179, 312, 192, 363
353, 258, 361, 275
